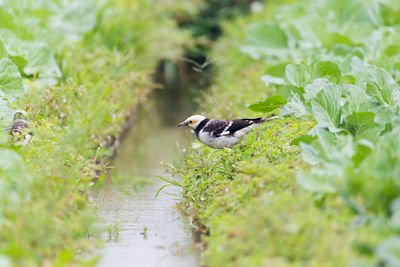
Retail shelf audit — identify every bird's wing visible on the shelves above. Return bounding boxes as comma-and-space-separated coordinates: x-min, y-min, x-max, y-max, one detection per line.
202, 118, 267, 137
202, 119, 231, 137
217, 119, 258, 136
202, 119, 257, 137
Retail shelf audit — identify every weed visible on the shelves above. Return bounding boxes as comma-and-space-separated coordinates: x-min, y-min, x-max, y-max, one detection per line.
140, 226, 148, 240
106, 223, 120, 242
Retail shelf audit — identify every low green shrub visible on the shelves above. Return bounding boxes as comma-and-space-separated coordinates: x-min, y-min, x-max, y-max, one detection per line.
0, 0, 191, 265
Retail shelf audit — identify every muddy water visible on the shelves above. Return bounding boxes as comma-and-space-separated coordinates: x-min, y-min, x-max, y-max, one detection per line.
92, 99, 198, 267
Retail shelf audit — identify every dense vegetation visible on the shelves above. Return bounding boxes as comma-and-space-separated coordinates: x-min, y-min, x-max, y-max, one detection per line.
179, 0, 400, 266
0, 0, 190, 265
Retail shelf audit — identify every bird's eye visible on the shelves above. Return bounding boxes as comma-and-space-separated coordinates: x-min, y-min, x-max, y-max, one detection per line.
189, 121, 192, 123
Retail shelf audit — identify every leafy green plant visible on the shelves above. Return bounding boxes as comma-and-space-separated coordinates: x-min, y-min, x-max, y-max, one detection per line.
0, 0, 192, 265
178, 0, 400, 265
106, 223, 120, 242
248, 95, 287, 113
154, 175, 183, 199
242, 0, 400, 264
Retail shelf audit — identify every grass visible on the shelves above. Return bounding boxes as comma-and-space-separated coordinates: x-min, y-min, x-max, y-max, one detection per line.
180, 118, 383, 266
178, 3, 386, 265
106, 223, 120, 242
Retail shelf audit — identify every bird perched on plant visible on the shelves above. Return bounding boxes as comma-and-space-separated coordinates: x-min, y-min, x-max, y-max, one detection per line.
9, 110, 34, 145
177, 115, 278, 149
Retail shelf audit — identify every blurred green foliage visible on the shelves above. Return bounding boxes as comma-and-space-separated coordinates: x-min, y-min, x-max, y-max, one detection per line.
0, 0, 192, 265
180, 0, 257, 40
241, 0, 400, 264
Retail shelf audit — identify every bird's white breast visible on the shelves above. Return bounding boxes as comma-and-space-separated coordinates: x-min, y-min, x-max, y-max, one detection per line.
198, 130, 243, 149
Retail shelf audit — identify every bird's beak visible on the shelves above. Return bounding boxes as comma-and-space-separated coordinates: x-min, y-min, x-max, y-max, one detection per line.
176, 121, 187, 127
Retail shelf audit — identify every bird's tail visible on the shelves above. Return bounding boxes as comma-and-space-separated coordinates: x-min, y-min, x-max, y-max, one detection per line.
262, 115, 280, 123
252, 115, 279, 124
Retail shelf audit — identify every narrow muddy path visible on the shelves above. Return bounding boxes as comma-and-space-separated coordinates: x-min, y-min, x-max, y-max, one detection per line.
91, 96, 198, 267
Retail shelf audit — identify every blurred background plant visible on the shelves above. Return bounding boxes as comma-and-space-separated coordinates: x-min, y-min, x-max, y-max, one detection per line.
0, 0, 196, 265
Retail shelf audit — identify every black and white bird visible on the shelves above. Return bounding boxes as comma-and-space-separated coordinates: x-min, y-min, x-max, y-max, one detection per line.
9, 110, 34, 145
177, 115, 278, 149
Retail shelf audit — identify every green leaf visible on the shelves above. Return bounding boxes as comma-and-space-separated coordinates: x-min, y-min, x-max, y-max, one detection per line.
334, 45, 365, 59
297, 170, 336, 193
344, 112, 375, 137
52, 0, 100, 37
320, 33, 353, 50
260, 75, 285, 86
290, 134, 316, 146
0, 39, 7, 59
9, 55, 27, 73
302, 129, 354, 165
241, 21, 290, 61
352, 143, 372, 167
285, 63, 311, 88
0, 29, 60, 78
371, 106, 393, 138
266, 63, 288, 77
21, 42, 61, 78
311, 85, 342, 132
304, 78, 330, 102
0, 148, 31, 202
361, 67, 395, 88
325, 0, 376, 26
0, 148, 32, 201
155, 176, 182, 187
0, 58, 24, 99
280, 93, 309, 118
366, 83, 397, 106
312, 61, 341, 83
248, 95, 287, 113
0, 7, 15, 30
322, 0, 377, 43
341, 75, 355, 84
347, 129, 400, 212
246, 21, 288, 48
315, 129, 338, 161
0, 98, 15, 125
0, 148, 31, 180
272, 84, 298, 100
343, 84, 373, 115
333, 44, 354, 56
0, 29, 22, 57
154, 184, 172, 199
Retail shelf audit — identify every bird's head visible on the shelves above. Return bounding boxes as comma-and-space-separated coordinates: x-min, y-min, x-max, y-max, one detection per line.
177, 115, 206, 129
13, 110, 28, 121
